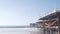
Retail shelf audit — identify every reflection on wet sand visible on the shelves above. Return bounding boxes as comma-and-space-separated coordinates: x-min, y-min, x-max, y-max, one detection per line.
30, 28, 43, 34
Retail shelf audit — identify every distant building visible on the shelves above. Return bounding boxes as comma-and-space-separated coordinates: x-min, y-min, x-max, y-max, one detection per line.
30, 23, 37, 27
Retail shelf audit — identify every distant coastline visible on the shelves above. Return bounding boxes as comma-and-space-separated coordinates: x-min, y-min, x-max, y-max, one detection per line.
0, 26, 36, 28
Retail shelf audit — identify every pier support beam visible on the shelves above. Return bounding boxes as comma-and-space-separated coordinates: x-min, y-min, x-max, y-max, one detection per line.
58, 29, 60, 34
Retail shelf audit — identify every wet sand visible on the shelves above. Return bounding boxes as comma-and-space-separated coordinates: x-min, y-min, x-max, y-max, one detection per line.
0, 28, 43, 34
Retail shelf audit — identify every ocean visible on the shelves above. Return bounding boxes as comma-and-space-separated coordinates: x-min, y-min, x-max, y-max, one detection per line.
0, 28, 43, 34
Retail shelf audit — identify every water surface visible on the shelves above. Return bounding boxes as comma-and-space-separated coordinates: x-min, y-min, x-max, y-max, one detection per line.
0, 28, 43, 34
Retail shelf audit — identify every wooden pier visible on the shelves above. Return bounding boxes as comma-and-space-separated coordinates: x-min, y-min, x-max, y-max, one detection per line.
31, 10, 60, 34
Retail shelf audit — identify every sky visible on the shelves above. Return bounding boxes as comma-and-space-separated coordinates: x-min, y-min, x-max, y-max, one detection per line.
0, 0, 59, 26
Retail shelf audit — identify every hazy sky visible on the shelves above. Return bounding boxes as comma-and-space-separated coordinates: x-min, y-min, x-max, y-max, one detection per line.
0, 0, 59, 26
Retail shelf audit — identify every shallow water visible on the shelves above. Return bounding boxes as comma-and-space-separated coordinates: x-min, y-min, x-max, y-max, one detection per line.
0, 28, 43, 34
